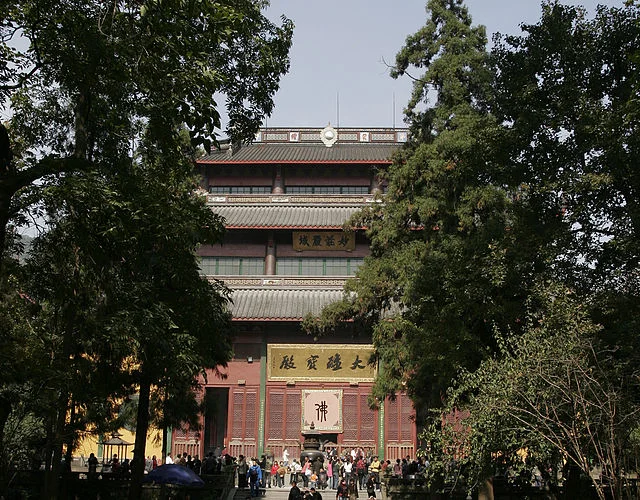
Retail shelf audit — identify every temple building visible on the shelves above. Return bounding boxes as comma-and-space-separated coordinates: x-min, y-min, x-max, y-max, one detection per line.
171, 125, 416, 462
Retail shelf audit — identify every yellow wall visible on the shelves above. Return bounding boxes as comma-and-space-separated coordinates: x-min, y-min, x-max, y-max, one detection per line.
76, 429, 163, 462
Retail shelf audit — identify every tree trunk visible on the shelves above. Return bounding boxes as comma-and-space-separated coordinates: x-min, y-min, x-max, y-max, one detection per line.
63, 402, 76, 469
0, 122, 13, 274
45, 304, 76, 500
0, 395, 12, 497
128, 374, 151, 500
43, 416, 54, 474
0, 189, 11, 276
478, 477, 494, 500
73, 89, 90, 160
162, 426, 168, 464
44, 392, 69, 500
161, 386, 169, 464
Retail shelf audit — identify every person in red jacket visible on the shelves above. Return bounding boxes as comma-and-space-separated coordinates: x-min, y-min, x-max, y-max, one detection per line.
356, 456, 366, 488
271, 461, 280, 488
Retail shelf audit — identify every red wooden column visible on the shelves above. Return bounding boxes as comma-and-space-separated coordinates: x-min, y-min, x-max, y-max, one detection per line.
265, 231, 276, 275
273, 165, 284, 194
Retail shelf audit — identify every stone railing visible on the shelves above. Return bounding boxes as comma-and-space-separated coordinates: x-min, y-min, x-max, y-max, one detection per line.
207, 193, 381, 206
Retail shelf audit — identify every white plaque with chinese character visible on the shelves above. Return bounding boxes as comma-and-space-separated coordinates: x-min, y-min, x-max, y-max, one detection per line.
302, 389, 343, 432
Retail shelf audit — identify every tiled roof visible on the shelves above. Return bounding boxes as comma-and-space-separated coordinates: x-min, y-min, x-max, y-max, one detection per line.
229, 288, 346, 321
211, 204, 361, 228
199, 143, 399, 164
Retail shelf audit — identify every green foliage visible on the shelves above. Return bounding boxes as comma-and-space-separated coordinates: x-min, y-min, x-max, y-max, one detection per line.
3, 0, 293, 151
424, 282, 638, 500
391, 0, 490, 127
307, 4, 640, 498
306, 0, 522, 412
4, 137, 235, 498
2, 412, 46, 471
492, 2, 640, 292
1, 2, 292, 495
0, 0, 293, 269
26, 140, 234, 421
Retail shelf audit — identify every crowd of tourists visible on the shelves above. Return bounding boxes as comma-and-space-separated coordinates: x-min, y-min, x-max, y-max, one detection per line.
229, 448, 429, 499
138, 447, 428, 498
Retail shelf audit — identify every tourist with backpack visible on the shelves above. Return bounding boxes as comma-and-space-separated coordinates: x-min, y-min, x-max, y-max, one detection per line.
247, 459, 263, 497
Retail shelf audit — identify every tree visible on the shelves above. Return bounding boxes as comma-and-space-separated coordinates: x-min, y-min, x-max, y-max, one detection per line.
493, 1, 640, 376
0, 266, 60, 488
492, 2, 640, 294
426, 282, 640, 500
0, 0, 293, 270
17, 142, 234, 498
1, 2, 293, 497
460, 5, 640, 496
304, 0, 530, 414
306, 2, 640, 497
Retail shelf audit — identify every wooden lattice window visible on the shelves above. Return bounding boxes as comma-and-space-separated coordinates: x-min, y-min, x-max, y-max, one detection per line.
387, 398, 399, 440
400, 394, 414, 442
231, 391, 245, 440
385, 393, 414, 443
285, 391, 301, 441
268, 392, 284, 440
343, 392, 358, 441
360, 393, 375, 442
266, 389, 302, 442
230, 388, 258, 441
245, 391, 257, 440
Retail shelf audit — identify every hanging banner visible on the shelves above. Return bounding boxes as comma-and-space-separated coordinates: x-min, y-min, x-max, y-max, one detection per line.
267, 344, 376, 382
301, 389, 343, 432
293, 231, 355, 251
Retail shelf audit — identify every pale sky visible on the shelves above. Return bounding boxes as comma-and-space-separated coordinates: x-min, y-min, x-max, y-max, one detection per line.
264, 0, 625, 129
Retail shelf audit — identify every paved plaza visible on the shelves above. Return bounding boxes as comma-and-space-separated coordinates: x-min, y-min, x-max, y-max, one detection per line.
235, 485, 378, 499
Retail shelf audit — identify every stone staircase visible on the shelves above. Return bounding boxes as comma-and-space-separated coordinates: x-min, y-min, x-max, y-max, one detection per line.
231, 485, 376, 499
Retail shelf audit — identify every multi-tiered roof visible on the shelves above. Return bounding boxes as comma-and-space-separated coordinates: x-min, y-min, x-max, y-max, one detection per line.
196, 126, 406, 321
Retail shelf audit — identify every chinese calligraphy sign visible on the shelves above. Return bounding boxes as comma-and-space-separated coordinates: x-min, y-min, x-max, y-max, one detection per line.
268, 345, 376, 382
301, 389, 343, 432
293, 231, 355, 251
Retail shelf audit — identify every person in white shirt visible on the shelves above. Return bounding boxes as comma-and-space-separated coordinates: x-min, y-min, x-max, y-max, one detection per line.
291, 459, 302, 485
165, 453, 174, 464
343, 459, 353, 483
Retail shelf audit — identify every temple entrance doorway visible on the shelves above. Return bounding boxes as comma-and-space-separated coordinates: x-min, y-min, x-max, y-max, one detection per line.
204, 387, 228, 456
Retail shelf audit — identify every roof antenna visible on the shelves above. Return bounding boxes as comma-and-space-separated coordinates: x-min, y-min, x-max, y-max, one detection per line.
393, 92, 396, 129
336, 91, 340, 130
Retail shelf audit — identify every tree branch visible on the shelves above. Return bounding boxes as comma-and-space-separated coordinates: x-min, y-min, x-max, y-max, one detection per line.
0, 63, 41, 93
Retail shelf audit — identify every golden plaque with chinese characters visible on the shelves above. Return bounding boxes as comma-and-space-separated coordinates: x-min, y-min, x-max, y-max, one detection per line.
293, 231, 355, 251
267, 344, 376, 382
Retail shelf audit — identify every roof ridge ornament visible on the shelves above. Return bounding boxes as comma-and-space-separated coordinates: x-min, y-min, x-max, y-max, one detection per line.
320, 124, 338, 148
230, 140, 242, 156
